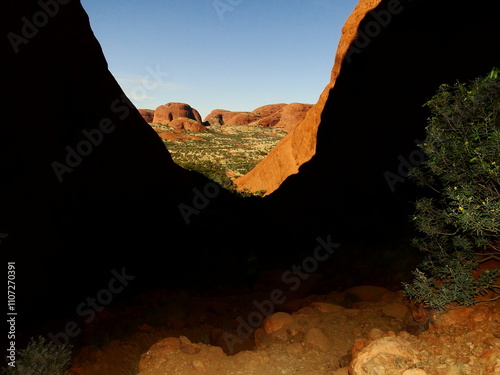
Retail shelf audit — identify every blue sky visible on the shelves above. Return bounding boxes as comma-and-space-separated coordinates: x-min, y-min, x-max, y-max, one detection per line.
81, 0, 358, 119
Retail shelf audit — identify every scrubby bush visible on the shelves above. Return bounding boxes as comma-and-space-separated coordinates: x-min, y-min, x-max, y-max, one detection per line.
403, 67, 500, 310
1, 336, 72, 375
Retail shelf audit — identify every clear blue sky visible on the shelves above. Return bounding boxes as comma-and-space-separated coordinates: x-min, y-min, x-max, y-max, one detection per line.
81, 0, 358, 119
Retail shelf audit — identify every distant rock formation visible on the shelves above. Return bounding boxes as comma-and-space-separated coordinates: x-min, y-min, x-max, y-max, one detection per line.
138, 109, 155, 123
225, 112, 260, 126
204, 109, 235, 126
203, 103, 312, 131
253, 103, 287, 118
169, 117, 207, 132
252, 104, 287, 127
153, 102, 205, 131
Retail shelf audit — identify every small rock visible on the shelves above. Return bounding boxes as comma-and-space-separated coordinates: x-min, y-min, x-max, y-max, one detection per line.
349, 337, 418, 375
332, 367, 349, 375
444, 364, 465, 375
469, 309, 488, 323
297, 306, 318, 316
382, 302, 409, 321
254, 327, 267, 347
179, 336, 201, 355
433, 307, 474, 327
286, 342, 305, 355
397, 331, 412, 340
191, 360, 206, 371
352, 327, 363, 337
402, 370, 428, 375
310, 302, 345, 313
346, 309, 360, 318
483, 337, 500, 348
367, 328, 385, 341
484, 350, 500, 372
304, 328, 331, 351
263, 312, 294, 334
351, 338, 369, 358
481, 349, 500, 359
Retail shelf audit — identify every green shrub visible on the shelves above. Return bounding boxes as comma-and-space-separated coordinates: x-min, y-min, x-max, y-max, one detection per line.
1, 336, 72, 375
403, 67, 500, 309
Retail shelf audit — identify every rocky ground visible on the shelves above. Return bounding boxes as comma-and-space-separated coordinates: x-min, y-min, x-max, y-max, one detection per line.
67, 267, 500, 375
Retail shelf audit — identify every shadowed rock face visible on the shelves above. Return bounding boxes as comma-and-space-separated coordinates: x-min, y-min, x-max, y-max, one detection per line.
3, 0, 500, 332
237, 0, 500, 239
2, 1, 212, 326
235, 0, 500, 202
203, 103, 312, 129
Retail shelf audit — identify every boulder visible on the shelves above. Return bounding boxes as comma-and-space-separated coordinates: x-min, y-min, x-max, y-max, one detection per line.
304, 327, 332, 352
262, 312, 295, 334
310, 302, 345, 313
349, 337, 419, 375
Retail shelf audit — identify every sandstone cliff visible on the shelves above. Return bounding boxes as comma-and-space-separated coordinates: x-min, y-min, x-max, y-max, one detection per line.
203, 103, 312, 130
234, 0, 383, 196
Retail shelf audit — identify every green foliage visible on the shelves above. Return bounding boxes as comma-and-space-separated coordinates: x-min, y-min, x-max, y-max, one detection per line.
158, 124, 285, 196
403, 67, 500, 309
1, 336, 72, 375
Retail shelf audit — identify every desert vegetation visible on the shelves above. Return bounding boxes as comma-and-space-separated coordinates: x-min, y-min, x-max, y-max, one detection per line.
0, 336, 72, 375
152, 123, 286, 193
403, 67, 500, 309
